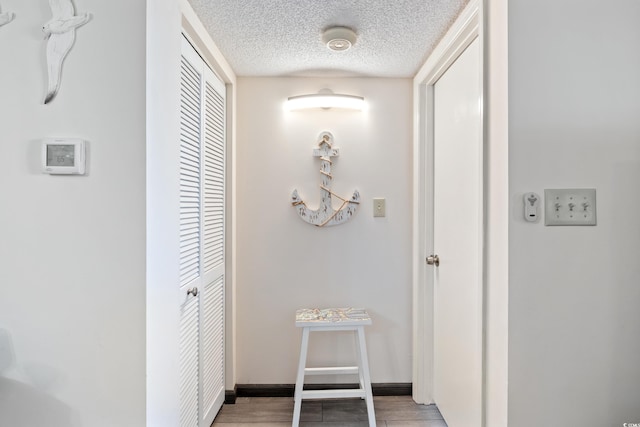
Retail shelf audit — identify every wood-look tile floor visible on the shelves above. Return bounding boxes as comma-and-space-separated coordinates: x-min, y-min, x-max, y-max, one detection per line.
211, 396, 448, 426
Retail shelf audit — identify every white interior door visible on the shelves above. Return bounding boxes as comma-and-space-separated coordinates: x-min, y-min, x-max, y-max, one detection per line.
431, 37, 483, 427
179, 35, 226, 427
198, 60, 226, 427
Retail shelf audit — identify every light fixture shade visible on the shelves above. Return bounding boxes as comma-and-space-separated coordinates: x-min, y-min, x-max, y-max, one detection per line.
286, 93, 365, 111
322, 27, 357, 51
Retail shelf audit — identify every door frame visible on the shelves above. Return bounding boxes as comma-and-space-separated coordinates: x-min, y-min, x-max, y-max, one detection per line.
146, 0, 238, 424
412, 0, 483, 408
181, 0, 238, 402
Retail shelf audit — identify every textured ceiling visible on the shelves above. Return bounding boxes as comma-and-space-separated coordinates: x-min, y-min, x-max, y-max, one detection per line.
187, 0, 469, 78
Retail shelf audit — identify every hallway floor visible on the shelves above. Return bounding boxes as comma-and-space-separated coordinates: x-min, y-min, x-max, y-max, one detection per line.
211, 395, 448, 426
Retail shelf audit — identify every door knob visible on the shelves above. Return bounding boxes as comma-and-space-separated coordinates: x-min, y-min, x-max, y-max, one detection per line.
426, 255, 440, 267
187, 287, 198, 297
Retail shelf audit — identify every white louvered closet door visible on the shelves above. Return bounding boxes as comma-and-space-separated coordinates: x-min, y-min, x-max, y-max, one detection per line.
179, 35, 226, 427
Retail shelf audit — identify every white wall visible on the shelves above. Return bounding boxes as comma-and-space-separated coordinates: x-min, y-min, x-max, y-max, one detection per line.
236, 77, 413, 384
0, 1, 146, 426
509, 1, 640, 425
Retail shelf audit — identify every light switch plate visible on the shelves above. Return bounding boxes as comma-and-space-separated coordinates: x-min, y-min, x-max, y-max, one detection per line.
544, 188, 597, 226
373, 198, 386, 217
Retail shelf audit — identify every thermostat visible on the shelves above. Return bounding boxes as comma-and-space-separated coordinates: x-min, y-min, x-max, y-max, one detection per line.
42, 138, 86, 175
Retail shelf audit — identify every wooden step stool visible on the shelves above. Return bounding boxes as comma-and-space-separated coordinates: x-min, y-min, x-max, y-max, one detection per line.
292, 308, 376, 427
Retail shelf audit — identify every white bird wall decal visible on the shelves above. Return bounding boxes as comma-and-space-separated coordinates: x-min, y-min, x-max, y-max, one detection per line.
43, 0, 91, 104
0, 4, 15, 28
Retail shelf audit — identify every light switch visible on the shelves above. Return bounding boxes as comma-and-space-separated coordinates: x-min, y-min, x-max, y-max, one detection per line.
544, 189, 597, 226
373, 198, 386, 217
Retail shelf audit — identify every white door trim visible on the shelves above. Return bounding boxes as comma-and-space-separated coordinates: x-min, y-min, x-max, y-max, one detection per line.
181, 0, 238, 399
412, 0, 482, 406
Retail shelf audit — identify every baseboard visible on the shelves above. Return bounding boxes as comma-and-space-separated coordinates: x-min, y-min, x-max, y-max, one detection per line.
225, 387, 237, 404
370, 383, 413, 396
237, 384, 293, 398
230, 383, 411, 401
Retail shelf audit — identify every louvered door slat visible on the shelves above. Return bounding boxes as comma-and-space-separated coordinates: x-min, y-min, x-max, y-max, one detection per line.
201, 276, 224, 416
179, 149, 199, 170
180, 159, 200, 175
179, 50, 201, 288
180, 113, 200, 134
206, 126, 224, 143
180, 97, 200, 119
179, 199, 199, 208
181, 139, 200, 155
203, 80, 225, 273
181, 61, 200, 94
180, 162, 200, 176
179, 295, 199, 427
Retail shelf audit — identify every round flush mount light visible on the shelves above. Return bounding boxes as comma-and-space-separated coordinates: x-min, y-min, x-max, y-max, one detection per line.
322, 27, 357, 51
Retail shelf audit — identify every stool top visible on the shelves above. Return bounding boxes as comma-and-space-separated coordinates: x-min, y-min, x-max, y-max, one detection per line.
295, 308, 372, 327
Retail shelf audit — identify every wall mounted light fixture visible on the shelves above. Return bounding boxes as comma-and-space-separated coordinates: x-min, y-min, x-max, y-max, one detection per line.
285, 90, 365, 111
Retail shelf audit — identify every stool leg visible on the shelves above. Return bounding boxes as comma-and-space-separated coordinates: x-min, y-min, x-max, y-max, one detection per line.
354, 330, 365, 398
356, 326, 376, 427
292, 327, 310, 427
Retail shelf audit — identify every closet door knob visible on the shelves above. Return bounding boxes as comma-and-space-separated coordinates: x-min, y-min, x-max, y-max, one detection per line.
426, 255, 440, 267
187, 287, 198, 297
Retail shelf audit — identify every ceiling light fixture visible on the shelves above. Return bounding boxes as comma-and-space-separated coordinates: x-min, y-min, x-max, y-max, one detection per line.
285, 90, 365, 111
322, 27, 357, 52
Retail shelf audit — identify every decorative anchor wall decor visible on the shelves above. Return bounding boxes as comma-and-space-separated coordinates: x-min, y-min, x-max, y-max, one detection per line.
291, 131, 360, 227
